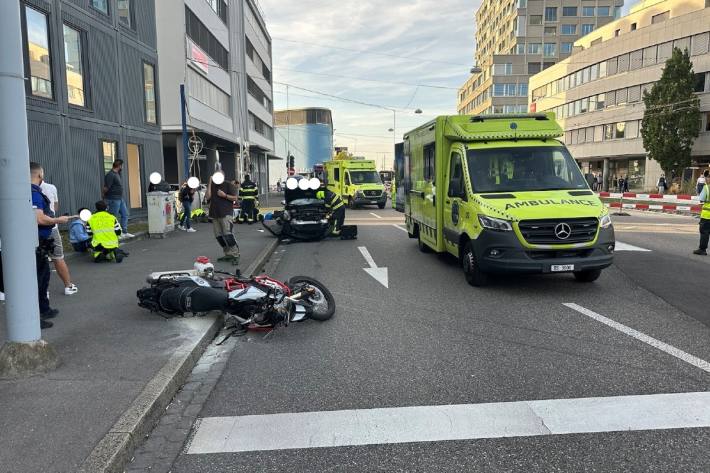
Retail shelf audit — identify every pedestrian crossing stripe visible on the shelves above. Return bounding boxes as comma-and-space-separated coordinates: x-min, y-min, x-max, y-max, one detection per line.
186, 391, 710, 454
614, 242, 651, 252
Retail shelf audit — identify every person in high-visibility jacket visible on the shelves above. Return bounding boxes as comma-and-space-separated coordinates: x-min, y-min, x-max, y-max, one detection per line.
87, 201, 124, 262
239, 175, 259, 224
694, 181, 710, 255
316, 188, 345, 236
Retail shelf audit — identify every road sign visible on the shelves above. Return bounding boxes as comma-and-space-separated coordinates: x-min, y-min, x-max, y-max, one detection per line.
288, 168, 295, 176
188, 135, 204, 155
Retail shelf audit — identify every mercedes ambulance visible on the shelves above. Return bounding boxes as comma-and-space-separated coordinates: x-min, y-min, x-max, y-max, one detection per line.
324, 159, 387, 209
404, 113, 615, 286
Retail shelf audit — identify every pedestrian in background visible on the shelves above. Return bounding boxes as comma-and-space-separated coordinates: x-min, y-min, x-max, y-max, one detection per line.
697, 170, 708, 195
178, 182, 196, 233
657, 174, 667, 195
103, 159, 134, 239
592, 173, 598, 192
276, 178, 282, 192
31, 162, 70, 328
206, 172, 240, 264
694, 180, 710, 256
40, 178, 78, 295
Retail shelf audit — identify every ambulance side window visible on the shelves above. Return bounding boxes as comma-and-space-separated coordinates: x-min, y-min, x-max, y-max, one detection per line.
334, 168, 340, 182
345, 173, 351, 186
448, 153, 466, 199
423, 143, 436, 183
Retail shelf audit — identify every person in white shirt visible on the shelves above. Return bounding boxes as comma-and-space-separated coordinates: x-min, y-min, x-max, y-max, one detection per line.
40, 180, 78, 295
697, 170, 708, 195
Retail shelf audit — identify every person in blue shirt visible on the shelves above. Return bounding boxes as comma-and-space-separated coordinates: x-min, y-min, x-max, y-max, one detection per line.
30, 162, 69, 328
69, 208, 91, 252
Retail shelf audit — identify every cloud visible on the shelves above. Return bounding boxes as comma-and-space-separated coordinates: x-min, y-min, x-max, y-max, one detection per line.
258, 0, 479, 167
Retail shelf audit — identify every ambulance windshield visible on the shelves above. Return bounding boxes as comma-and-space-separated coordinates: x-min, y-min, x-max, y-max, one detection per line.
467, 146, 588, 193
349, 171, 382, 185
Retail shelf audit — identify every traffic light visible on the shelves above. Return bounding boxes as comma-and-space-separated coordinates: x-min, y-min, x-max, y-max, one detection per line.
288, 155, 295, 170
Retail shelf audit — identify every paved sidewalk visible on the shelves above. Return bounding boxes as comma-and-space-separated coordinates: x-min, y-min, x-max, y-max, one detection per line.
0, 221, 276, 473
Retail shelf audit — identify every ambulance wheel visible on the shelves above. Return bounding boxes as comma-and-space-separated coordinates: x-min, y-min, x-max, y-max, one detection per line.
573, 269, 602, 283
377, 202, 386, 209
462, 242, 488, 287
417, 232, 431, 253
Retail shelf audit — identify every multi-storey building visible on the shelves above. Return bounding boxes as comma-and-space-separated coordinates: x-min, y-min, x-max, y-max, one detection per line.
20, 0, 163, 213
155, 0, 274, 191
457, 0, 623, 115
269, 108, 334, 184
529, 0, 710, 192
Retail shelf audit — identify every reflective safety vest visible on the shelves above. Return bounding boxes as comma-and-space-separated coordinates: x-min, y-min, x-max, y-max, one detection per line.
702, 184, 710, 220
240, 182, 258, 201
88, 211, 120, 249
317, 190, 344, 211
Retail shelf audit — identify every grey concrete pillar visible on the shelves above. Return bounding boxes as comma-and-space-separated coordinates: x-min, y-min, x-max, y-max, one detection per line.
206, 148, 218, 176
175, 134, 185, 184
602, 158, 610, 192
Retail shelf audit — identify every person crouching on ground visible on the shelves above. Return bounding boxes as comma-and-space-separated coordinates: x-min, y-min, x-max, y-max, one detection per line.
70, 209, 92, 252
87, 201, 126, 263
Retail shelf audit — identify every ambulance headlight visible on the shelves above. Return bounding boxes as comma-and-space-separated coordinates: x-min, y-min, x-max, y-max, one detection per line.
478, 215, 513, 232
600, 213, 612, 228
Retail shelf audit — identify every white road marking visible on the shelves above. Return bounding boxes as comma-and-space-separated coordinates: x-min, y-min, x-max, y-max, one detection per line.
358, 246, 389, 288
615, 241, 651, 252
369, 212, 383, 219
392, 224, 409, 233
563, 303, 710, 374
186, 391, 710, 454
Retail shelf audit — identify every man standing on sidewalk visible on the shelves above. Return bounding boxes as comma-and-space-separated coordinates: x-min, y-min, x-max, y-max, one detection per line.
103, 159, 134, 239
694, 180, 710, 256
206, 172, 240, 264
40, 178, 78, 295
31, 162, 70, 327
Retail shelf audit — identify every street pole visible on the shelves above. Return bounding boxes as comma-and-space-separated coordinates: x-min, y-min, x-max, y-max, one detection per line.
180, 84, 190, 182
0, 1, 58, 377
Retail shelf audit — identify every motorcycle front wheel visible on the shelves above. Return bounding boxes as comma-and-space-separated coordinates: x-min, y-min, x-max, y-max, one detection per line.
288, 276, 335, 321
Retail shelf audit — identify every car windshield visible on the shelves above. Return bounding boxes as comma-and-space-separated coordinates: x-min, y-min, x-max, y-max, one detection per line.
289, 198, 323, 206
349, 171, 382, 184
466, 146, 589, 193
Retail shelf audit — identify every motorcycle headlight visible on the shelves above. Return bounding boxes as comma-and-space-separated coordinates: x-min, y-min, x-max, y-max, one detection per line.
600, 213, 612, 228
478, 215, 513, 232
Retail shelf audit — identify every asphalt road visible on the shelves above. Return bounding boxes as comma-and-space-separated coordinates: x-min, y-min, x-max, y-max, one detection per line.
169, 207, 710, 472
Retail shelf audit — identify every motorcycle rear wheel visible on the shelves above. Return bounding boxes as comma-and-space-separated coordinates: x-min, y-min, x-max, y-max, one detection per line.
288, 276, 335, 321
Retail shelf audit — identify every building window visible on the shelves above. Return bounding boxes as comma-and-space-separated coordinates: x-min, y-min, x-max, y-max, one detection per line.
23, 6, 53, 100
143, 63, 157, 124
614, 29, 621, 37
527, 43, 541, 54
597, 6, 610, 16
518, 0, 527, 7
561, 24, 577, 35
543, 43, 557, 57
582, 6, 595, 16
249, 112, 274, 140
102, 140, 117, 173
705, 112, 710, 132
186, 7, 229, 70
90, 0, 109, 15
545, 7, 557, 21
560, 42, 573, 54
247, 76, 273, 111
528, 62, 542, 74
596, 93, 605, 110
652, 11, 669, 23
695, 73, 707, 93
581, 24, 594, 35
604, 124, 614, 140
493, 63, 513, 75
186, 67, 230, 115
614, 6, 622, 18
529, 15, 542, 24
518, 83, 528, 96
615, 122, 625, 139
205, 0, 228, 24
117, 0, 133, 28
63, 25, 86, 107
562, 7, 577, 16
545, 26, 557, 35
516, 43, 526, 54
631, 22, 637, 31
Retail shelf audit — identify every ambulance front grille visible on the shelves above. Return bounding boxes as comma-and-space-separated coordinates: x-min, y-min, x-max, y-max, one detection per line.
363, 190, 382, 197
518, 218, 598, 245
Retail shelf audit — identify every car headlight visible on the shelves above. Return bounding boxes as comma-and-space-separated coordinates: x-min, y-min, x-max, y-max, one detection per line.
600, 213, 612, 228
478, 215, 513, 232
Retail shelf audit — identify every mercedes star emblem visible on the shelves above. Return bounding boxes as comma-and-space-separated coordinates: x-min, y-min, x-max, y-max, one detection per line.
554, 223, 572, 240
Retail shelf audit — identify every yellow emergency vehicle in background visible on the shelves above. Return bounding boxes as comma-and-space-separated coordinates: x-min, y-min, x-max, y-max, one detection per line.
324, 159, 387, 209
404, 113, 615, 286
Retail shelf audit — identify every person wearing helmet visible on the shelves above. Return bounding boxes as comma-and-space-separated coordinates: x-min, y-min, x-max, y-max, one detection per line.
316, 187, 345, 236
239, 174, 258, 224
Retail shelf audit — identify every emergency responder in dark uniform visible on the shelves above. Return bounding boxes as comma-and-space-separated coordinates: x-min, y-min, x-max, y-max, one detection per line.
317, 188, 345, 236
30, 162, 70, 328
239, 175, 258, 224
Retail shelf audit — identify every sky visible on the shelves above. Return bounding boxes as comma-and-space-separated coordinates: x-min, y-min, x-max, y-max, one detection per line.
258, 0, 480, 169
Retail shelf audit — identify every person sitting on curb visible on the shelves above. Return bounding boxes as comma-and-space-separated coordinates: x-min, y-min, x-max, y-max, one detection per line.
69, 208, 92, 253
87, 201, 127, 263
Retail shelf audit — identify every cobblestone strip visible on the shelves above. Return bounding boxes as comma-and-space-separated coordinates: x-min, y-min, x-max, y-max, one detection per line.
123, 332, 239, 473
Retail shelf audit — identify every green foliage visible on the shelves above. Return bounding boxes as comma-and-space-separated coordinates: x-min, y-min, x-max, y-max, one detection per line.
641, 48, 701, 178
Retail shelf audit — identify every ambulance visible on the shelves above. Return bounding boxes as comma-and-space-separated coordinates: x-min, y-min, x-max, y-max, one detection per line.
404, 113, 615, 286
324, 159, 387, 209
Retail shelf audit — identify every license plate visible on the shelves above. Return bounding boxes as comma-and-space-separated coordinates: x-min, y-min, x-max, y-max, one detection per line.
551, 264, 575, 272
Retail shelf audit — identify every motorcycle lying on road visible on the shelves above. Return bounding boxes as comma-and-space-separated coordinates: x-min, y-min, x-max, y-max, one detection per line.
136, 258, 335, 338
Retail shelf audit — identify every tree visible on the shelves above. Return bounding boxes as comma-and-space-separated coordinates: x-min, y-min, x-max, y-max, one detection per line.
641, 47, 701, 180
334, 150, 353, 160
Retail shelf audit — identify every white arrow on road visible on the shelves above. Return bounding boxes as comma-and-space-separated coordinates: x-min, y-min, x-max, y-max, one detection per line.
358, 246, 388, 288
